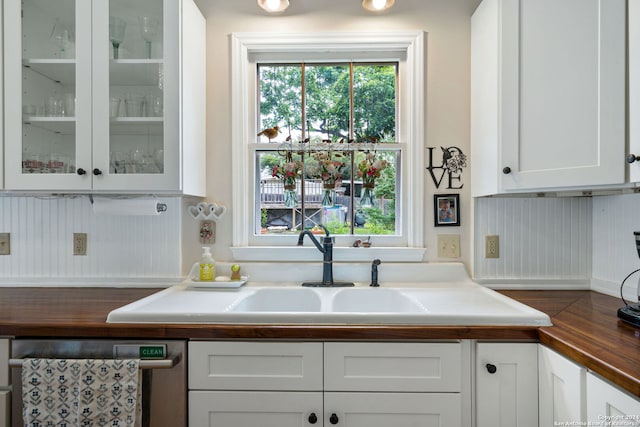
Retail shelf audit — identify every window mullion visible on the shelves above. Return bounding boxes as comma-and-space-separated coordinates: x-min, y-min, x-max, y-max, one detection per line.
348, 63, 356, 234
300, 62, 307, 230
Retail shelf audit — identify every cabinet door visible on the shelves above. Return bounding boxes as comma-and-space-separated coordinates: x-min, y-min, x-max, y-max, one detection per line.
476, 343, 538, 427
189, 391, 323, 427
500, 0, 625, 191
0, 390, 8, 427
4, 0, 92, 191
630, 0, 640, 182
539, 345, 586, 426
586, 373, 640, 423
324, 392, 461, 427
0, 2, 3, 189
91, 0, 181, 192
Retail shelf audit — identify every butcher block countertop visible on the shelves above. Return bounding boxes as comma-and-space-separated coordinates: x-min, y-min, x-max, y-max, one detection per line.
0, 287, 637, 397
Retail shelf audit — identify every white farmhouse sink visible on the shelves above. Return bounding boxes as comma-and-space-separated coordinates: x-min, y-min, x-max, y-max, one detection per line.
331, 288, 426, 313
107, 263, 551, 326
230, 288, 322, 312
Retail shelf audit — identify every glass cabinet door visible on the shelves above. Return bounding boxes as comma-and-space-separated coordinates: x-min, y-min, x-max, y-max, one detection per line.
92, 0, 178, 191
4, 0, 92, 190
4, 0, 179, 192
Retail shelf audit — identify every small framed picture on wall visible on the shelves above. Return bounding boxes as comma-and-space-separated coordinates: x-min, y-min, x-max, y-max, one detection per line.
434, 194, 460, 227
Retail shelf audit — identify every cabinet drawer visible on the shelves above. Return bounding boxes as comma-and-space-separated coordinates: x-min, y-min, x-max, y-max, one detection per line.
325, 392, 462, 427
188, 341, 323, 391
189, 391, 322, 427
324, 342, 462, 392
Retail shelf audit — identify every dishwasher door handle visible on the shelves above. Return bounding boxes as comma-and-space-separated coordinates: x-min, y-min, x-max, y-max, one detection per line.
9, 355, 180, 369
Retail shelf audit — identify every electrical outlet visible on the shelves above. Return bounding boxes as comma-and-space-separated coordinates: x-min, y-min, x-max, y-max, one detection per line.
0, 233, 10, 255
437, 234, 460, 258
73, 233, 87, 256
485, 235, 499, 258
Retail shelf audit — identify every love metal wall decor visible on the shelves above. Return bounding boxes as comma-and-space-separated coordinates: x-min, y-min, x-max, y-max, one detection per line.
426, 146, 467, 189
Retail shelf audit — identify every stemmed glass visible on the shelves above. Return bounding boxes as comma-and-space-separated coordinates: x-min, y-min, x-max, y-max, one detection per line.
138, 16, 160, 59
50, 19, 72, 59
109, 16, 127, 60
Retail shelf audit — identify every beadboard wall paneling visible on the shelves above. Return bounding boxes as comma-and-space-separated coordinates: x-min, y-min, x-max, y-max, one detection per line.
592, 193, 640, 298
474, 197, 592, 282
0, 196, 182, 280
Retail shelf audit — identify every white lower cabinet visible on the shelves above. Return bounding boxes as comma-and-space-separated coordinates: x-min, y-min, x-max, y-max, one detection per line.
0, 391, 8, 427
188, 341, 465, 427
538, 345, 640, 427
0, 339, 9, 427
587, 373, 640, 424
475, 343, 538, 427
538, 345, 586, 426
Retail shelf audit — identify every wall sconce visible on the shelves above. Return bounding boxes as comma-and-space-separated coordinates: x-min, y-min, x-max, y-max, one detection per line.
257, 0, 290, 13
362, 0, 395, 12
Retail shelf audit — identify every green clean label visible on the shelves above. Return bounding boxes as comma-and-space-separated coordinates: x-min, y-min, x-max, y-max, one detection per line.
139, 346, 166, 359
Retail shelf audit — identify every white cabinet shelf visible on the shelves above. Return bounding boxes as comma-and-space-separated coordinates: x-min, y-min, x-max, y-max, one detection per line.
110, 60, 164, 86
23, 59, 75, 84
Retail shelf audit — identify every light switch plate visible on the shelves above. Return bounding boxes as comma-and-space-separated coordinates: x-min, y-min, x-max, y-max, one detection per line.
437, 234, 460, 258
0, 233, 10, 255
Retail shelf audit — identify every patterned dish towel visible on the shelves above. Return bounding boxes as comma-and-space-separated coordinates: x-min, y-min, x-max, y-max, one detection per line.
22, 358, 142, 427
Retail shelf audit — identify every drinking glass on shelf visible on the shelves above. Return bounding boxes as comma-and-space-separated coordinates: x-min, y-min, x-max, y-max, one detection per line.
50, 18, 72, 59
154, 148, 164, 173
110, 151, 126, 174
109, 16, 127, 60
125, 93, 145, 117
110, 97, 122, 117
138, 16, 160, 59
63, 93, 75, 117
48, 153, 66, 173
147, 94, 163, 117
46, 96, 64, 116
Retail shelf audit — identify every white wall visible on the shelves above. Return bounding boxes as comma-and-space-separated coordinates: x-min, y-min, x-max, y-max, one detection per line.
592, 193, 640, 300
0, 196, 182, 283
473, 196, 592, 286
185, 0, 482, 271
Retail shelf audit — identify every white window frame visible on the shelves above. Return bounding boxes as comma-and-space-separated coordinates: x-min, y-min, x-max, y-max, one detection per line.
231, 32, 425, 262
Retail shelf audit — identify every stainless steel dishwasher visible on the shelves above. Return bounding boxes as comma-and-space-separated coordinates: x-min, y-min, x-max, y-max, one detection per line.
9, 339, 186, 427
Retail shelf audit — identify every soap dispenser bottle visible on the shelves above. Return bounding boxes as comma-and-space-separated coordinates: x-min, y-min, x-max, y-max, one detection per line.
199, 247, 215, 281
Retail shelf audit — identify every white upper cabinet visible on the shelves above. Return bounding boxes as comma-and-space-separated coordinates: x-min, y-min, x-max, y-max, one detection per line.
0, 3, 3, 190
471, 0, 626, 196
4, 0, 206, 195
630, 0, 640, 182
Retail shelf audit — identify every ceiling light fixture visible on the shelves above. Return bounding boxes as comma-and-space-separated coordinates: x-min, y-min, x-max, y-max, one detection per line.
362, 0, 395, 12
257, 0, 290, 13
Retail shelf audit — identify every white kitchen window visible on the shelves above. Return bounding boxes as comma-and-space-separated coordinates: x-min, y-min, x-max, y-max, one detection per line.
231, 32, 425, 262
